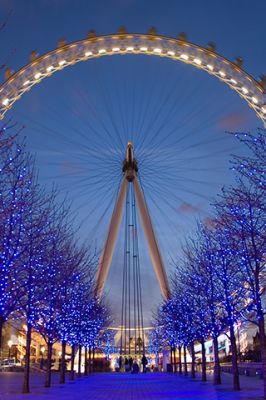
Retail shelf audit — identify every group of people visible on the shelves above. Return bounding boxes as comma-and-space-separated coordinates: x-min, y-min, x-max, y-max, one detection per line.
118, 354, 148, 373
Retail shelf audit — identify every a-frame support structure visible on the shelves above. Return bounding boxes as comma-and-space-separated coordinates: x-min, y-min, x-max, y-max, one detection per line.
95, 142, 170, 300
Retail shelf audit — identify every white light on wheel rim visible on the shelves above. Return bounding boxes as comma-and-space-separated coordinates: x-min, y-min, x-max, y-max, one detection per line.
194, 58, 201, 65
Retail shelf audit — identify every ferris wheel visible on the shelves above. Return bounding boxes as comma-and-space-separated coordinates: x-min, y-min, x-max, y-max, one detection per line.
0, 28, 264, 354
1, 27, 265, 124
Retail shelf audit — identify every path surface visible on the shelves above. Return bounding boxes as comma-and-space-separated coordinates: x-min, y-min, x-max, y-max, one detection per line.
0, 371, 263, 400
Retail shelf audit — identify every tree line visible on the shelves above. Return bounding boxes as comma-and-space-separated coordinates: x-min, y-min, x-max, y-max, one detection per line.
0, 124, 111, 393
151, 129, 266, 397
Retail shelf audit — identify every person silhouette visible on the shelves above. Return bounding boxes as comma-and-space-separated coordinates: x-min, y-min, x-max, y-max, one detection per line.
129, 356, 133, 371
141, 354, 148, 373
118, 356, 123, 371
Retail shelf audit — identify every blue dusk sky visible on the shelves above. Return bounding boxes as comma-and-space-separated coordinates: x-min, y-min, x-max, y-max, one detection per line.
0, 0, 265, 325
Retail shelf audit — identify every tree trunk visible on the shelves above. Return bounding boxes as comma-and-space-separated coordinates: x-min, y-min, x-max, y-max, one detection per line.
178, 345, 182, 374
22, 322, 32, 393
59, 341, 66, 384
184, 346, 188, 376
173, 346, 177, 373
89, 346, 92, 373
70, 344, 75, 381
84, 347, 88, 376
170, 346, 173, 371
191, 342, 195, 378
78, 345, 82, 377
213, 335, 221, 384
229, 324, 240, 390
45, 341, 53, 388
201, 339, 207, 381
258, 316, 266, 399
92, 346, 95, 372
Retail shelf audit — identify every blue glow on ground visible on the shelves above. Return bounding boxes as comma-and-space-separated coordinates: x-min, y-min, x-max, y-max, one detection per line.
0, 372, 263, 399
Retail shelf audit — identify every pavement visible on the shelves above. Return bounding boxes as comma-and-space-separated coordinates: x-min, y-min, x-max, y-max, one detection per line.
0, 371, 263, 400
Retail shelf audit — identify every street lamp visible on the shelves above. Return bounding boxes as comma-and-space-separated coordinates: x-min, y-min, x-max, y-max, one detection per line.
40, 346, 45, 369
236, 321, 242, 359
8, 340, 12, 360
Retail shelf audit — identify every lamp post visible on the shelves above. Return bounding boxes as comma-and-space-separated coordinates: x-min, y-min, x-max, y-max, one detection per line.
236, 321, 242, 360
59, 351, 62, 371
40, 346, 45, 369
8, 340, 12, 360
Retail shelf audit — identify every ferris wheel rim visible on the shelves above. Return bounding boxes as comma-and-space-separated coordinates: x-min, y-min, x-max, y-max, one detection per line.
0, 31, 265, 125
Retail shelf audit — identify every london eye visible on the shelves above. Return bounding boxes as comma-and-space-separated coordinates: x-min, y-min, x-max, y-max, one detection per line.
0, 28, 264, 356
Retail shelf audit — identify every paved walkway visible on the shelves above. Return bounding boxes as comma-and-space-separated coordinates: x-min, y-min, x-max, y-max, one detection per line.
0, 372, 263, 400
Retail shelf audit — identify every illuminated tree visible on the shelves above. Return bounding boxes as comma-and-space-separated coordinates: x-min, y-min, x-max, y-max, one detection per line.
209, 223, 246, 390
82, 299, 111, 374
34, 205, 75, 388
231, 129, 266, 191
19, 189, 62, 393
97, 328, 116, 363
215, 181, 266, 395
182, 226, 224, 385
0, 126, 37, 350
148, 316, 165, 369
163, 291, 196, 376
57, 247, 97, 383
182, 262, 211, 382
